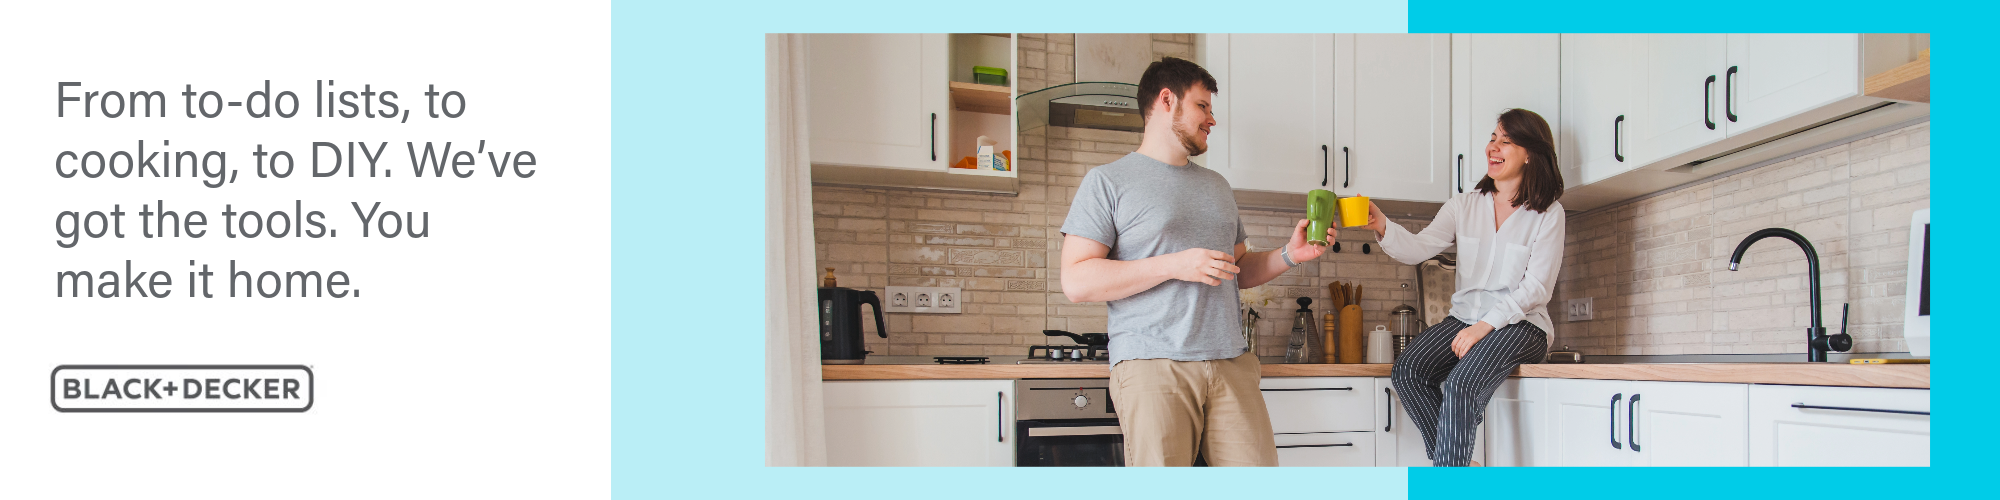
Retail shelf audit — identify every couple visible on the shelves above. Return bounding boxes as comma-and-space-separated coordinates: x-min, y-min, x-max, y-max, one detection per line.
1059, 57, 1565, 467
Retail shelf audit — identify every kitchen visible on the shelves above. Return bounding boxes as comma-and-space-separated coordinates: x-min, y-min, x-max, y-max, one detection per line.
766, 33, 1931, 467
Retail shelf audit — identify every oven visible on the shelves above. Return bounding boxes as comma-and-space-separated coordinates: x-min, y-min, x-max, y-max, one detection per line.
1014, 379, 1122, 466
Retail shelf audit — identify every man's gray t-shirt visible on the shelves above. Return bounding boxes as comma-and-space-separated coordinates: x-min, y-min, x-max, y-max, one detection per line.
1061, 152, 1248, 368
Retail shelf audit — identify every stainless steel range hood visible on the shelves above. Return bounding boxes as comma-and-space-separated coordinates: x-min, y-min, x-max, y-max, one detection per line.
1017, 81, 1141, 134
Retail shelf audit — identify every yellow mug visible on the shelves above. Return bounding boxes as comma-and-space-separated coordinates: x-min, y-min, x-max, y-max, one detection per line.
1338, 195, 1371, 228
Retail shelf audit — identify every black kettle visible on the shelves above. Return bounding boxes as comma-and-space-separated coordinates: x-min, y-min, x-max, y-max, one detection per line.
819, 287, 887, 364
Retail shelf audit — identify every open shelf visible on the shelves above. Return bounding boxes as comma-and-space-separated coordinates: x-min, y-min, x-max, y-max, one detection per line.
950, 81, 1011, 115
1865, 56, 1929, 103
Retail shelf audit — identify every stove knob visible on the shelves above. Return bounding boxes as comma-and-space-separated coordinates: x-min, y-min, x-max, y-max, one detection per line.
1070, 349, 1083, 361
1073, 394, 1089, 409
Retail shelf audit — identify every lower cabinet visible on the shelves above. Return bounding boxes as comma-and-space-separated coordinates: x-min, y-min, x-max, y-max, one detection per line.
1259, 377, 1381, 466
1546, 379, 1748, 466
1748, 385, 1930, 466
823, 380, 1015, 466
1484, 378, 1549, 466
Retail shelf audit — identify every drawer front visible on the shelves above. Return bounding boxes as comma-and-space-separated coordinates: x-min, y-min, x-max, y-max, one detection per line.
1749, 385, 1930, 466
1261, 377, 1376, 433
1275, 431, 1378, 467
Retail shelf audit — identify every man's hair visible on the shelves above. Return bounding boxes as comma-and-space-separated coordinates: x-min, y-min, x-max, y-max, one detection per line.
1136, 57, 1218, 122
1475, 108, 1565, 213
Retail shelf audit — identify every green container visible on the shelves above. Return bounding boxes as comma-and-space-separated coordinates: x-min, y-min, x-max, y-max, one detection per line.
1306, 189, 1336, 246
973, 65, 1008, 86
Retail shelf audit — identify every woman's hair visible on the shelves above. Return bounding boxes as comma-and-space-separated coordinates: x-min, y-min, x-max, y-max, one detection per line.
1475, 108, 1564, 212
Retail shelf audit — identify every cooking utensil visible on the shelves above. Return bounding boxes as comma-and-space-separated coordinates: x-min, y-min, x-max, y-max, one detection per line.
819, 286, 888, 365
1339, 305, 1364, 364
1043, 329, 1108, 346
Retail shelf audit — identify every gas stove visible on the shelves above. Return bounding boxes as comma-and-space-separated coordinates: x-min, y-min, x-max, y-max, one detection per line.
1015, 344, 1111, 364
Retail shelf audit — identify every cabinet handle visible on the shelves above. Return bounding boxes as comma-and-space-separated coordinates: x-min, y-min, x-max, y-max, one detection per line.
1341, 146, 1351, 189
1384, 388, 1394, 432
1609, 393, 1623, 450
1791, 403, 1930, 416
1703, 75, 1716, 130
1725, 66, 1739, 123
997, 391, 1004, 442
1277, 443, 1355, 449
1261, 387, 1353, 391
930, 113, 938, 162
1455, 154, 1464, 193
1321, 145, 1329, 187
1628, 393, 1641, 453
1613, 115, 1625, 163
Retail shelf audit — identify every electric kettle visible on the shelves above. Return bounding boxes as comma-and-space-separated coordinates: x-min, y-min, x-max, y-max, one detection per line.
819, 287, 887, 364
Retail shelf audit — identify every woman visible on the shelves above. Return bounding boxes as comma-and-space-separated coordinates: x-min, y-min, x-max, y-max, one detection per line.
1362, 108, 1565, 467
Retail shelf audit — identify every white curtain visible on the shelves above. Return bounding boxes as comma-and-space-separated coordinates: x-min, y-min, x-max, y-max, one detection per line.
765, 33, 827, 467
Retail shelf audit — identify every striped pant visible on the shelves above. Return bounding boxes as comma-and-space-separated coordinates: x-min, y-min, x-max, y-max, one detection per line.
1390, 316, 1548, 467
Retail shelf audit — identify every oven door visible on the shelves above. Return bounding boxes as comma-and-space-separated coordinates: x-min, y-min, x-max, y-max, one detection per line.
1015, 418, 1123, 466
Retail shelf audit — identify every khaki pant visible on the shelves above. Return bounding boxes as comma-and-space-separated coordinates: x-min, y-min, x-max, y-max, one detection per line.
1109, 352, 1279, 466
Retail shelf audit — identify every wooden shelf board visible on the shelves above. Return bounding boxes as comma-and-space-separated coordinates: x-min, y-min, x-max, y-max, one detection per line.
1865, 57, 1930, 103
950, 81, 1011, 115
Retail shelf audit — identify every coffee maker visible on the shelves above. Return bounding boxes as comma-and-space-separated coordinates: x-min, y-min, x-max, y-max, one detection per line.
818, 287, 887, 364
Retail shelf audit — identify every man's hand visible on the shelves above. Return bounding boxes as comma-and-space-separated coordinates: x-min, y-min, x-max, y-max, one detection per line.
1450, 321, 1497, 358
1164, 248, 1239, 286
1283, 219, 1333, 263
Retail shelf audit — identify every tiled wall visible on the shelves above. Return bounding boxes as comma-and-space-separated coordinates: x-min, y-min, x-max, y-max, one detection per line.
811, 34, 1423, 358
1552, 121, 1930, 356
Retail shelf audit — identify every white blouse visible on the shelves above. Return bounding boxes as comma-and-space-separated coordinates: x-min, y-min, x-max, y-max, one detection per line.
1376, 191, 1566, 336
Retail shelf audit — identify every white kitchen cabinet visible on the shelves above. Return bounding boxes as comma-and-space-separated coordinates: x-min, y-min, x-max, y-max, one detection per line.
807, 33, 951, 173
1748, 384, 1929, 466
1636, 34, 1730, 165
1258, 376, 1378, 467
1546, 378, 1748, 466
1452, 34, 1562, 197
1561, 34, 1648, 186
1276, 431, 1378, 467
1724, 34, 1860, 134
1201, 34, 1450, 202
823, 379, 1013, 466
1336, 33, 1452, 203
1374, 377, 1485, 467
1484, 377, 1549, 467
1201, 34, 1336, 194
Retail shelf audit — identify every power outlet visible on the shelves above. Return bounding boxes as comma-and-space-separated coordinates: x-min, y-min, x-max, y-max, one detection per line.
1565, 297, 1594, 321
884, 286, 962, 314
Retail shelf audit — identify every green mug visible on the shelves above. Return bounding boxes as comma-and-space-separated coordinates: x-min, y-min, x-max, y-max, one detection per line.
1306, 189, 1336, 246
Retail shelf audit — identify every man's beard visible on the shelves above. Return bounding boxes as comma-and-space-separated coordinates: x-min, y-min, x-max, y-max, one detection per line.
1171, 103, 1207, 157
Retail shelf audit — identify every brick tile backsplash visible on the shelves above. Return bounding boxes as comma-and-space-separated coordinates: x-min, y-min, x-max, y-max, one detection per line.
1553, 121, 1929, 356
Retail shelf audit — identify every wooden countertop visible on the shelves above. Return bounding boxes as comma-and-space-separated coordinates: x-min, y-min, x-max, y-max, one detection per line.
821, 363, 1929, 389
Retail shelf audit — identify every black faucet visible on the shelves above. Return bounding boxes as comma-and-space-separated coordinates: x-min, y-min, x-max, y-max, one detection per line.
1728, 228, 1852, 362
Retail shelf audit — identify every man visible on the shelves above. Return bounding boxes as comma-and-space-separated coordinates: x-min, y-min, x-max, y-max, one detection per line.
1059, 57, 1335, 467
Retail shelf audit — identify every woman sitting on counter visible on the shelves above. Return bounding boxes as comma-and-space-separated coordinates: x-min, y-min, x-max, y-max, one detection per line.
1359, 108, 1565, 467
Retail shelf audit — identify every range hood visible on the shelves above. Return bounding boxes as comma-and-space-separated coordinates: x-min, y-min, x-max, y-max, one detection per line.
1017, 82, 1142, 133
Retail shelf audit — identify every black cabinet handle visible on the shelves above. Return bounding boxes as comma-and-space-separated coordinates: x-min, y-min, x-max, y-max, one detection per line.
996, 391, 1004, 442
1791, 403, 1930, 416
1703, 75, 1716, 130
1384, 388, 1394, 432
1725, 66, 1739, 123
1261, 387, 1353, 392
1277, 443, 1355, 449
1455, 154, 1464, 193
1321, 145, 1329, 187
930, 113, 938, 161
1610, 393, 1623, 450
1341, 146, 1351, 189
1628, 393, 1641, 453
1614, 115, 1625, 163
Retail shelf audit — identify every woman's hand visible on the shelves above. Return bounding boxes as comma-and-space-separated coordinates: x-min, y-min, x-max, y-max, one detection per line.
1282, 219, 1332, 263
1362, 201, 1390, 238
1450, 321, 1497, 358
1162, 247, 1239, 286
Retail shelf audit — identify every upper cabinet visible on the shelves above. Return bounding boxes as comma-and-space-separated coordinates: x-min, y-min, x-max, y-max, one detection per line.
806, 34, 1018, 194
808, 34, 951, 172
1558, 33, 1909, 211
1454, 34, 1562, 196
1203, 34, 1450, 203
